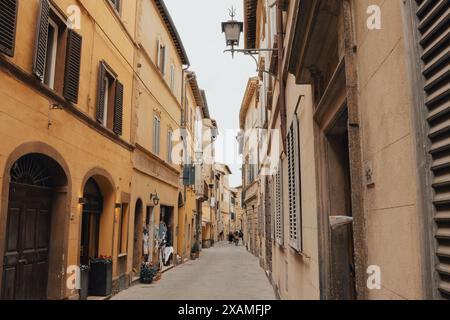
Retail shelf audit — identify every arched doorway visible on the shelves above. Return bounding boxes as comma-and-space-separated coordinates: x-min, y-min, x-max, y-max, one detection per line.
132, 199, 143, 275
2, 153, 67, 300
80, 178, 103, 266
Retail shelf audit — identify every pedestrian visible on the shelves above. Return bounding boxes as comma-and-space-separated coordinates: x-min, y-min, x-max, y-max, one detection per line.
239, 230, 244, 246
234, 231, 240, 246
228, 232, 234, 244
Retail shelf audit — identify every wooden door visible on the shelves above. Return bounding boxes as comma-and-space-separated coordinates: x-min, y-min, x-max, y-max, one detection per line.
2, 183, 52, 300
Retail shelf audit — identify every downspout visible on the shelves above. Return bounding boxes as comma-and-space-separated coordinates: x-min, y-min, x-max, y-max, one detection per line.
181, 65, 190, 203
277, 0, 287, 152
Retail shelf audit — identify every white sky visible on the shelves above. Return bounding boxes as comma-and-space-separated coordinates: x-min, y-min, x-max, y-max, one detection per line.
164, 0, 256, 187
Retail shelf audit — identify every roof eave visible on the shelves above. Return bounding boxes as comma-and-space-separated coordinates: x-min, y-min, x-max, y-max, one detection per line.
154, 0, 190, 65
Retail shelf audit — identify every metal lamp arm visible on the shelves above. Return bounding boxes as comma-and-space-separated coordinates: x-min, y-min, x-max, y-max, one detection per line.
223, 48, 278, 76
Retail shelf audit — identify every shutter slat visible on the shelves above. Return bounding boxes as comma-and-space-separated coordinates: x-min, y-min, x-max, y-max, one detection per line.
0, 0, 18, 57
33, 0, 50, 81
113, 81, 124, 135
63, 30, 82, 104
96, 62, 106, 123
437, 245, 450, 258
439, 282, 450, 295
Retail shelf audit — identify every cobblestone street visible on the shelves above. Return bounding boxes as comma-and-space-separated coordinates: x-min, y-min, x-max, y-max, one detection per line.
112, 243, 275, 300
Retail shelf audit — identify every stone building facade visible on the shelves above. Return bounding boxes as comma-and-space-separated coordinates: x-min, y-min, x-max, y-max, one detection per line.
241, 0, 450, 300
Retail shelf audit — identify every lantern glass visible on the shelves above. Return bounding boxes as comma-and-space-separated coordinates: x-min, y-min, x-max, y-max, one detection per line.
222, 21, 243, 47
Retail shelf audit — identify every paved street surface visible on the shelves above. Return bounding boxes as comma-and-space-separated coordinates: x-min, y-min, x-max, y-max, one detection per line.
112, 242, 276, 300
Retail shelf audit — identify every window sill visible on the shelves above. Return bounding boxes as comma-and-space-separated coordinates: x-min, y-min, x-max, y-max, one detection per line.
290, 246, 311, 260
118, 253, 128, 258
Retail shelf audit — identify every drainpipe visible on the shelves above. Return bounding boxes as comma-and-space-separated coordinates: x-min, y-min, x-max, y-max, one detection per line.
181, 65, 190, 202
277, 0, 287, 152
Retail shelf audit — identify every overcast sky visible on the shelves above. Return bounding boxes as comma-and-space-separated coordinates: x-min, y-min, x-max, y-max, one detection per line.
164, 0, 255, 187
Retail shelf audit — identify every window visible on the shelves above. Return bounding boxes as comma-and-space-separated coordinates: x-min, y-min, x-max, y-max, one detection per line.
269, 2, 277, 45
275, 163, 284, 245
287, 117, 302, 252
167, 129, 173, 164
43, 18, 59, 89
170, 64, 175, 91
157, 40, 167, 74
153, 116, 161, 155
96, 61, 124, 135
33, 0, 82, 103
0, 0, 18, 57
248, 163, 255, 184
118, 203, 128, 255
109, 0, 121, 13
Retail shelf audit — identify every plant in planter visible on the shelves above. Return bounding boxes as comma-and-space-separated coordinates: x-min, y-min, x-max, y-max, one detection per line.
88, 255, 112, 297
140, 262, 158, 284
79, 264, 90, 300
191, 242, 200, 260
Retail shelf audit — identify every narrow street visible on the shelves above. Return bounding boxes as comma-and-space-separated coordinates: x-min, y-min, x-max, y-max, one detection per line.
112, 243, 275, 300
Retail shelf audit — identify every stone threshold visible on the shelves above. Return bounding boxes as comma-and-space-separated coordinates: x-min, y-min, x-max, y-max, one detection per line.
86, 294, 112, 300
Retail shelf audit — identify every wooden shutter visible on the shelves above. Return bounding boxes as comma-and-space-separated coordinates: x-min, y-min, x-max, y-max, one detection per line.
33, 0, 50, 81
163, 45, 168, 75
156, 39, 161, 69
275, 164, 284, 245
182, 164, 195, 186
113, 81, 124, 135
153, 116, 160, 154
157, 118, 161, 154
0, 0, 19, 57
287, 117, 302, 251
167, 130, 173, 162
96, 62, 107, 123
416, 0, 450, 299
63, 30, 82, 104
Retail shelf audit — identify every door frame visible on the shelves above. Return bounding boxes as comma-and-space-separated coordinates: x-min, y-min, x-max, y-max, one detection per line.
132, 199, 144, 272
0, 143, 71, 300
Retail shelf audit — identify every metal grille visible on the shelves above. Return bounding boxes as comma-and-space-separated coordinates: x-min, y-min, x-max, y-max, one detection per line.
10, 154, 53, 188
416, 0, 450, 299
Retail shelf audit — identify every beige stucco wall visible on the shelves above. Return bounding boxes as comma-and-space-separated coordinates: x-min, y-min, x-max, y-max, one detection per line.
353, 0, 423, 300
0, 0, 138, 299
271, 78, 320, 300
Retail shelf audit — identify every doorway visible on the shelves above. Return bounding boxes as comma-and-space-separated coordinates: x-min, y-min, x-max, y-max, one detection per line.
132, 199, 143, 275
80, 178, 103, 266
2, 154, 67, 300
325, 109, 356, 300
145, 206, 154, 262
160, 206, 174, 246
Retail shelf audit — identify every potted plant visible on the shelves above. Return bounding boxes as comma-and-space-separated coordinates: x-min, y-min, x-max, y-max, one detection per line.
140, 262, 158, 284
191, 242, 200, 260
79, 264, 90, 300
88, 255, 112, 296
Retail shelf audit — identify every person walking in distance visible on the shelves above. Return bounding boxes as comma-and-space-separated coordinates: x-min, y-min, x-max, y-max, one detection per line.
228, 232, 234, 245
234, 231, 240, 246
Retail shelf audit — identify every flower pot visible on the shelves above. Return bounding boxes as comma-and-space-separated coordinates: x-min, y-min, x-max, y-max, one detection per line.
88, 261, 112, 296
140, 277, 153, 284
79, 267, 90, 300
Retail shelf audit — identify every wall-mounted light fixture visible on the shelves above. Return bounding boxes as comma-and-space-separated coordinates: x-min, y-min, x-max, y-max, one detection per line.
78, 197, 88, 205
150, 192, 160, 206
221, 6, 276, 74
